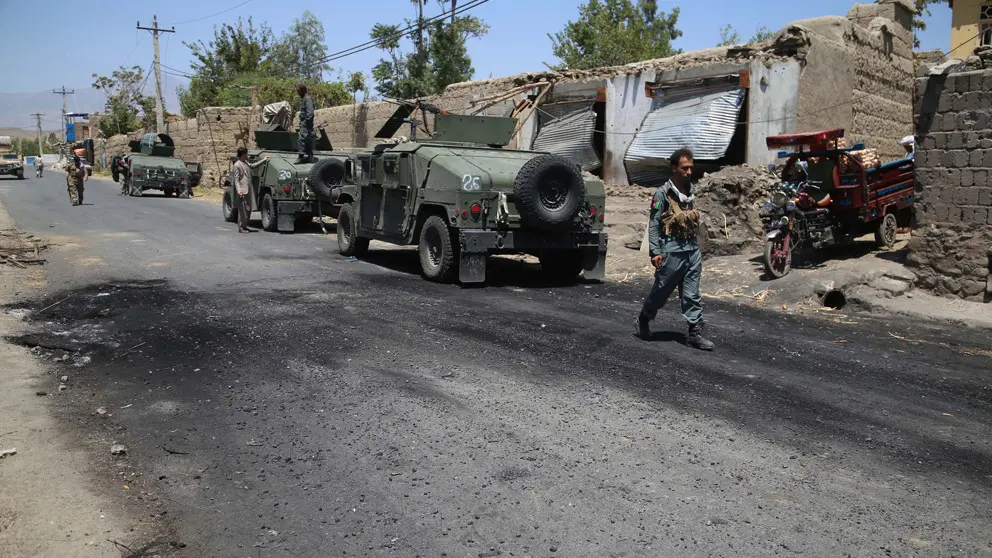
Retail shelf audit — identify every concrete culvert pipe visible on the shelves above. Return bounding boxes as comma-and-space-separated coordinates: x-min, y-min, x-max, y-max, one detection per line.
822, 289, 847, 310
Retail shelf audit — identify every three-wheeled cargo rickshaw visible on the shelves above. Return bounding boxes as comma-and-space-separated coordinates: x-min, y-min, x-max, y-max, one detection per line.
760, 128, 915, 277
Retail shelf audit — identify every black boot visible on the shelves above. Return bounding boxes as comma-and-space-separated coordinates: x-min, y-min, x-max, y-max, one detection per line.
687, 320, 715, 351
635, 315, 651, 340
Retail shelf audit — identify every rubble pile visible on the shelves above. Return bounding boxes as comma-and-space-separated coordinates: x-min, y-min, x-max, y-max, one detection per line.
693, 165, 781, 256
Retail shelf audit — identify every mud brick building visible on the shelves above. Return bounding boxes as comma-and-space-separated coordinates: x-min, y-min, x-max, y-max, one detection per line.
908, 55, 992, 302
98, 0, 916, 194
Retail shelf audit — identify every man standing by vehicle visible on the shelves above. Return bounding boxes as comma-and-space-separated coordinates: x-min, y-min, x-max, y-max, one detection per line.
65, 156, 87, 206
232, 147, 268, 233
900, 135, 915, 158
636, 148, 715, 351
295, 84, 315, 164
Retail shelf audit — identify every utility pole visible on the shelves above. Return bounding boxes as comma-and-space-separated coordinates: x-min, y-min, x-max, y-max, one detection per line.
30, 113, 44, 156
52, 86, 74, 145
137, 15, 175, 133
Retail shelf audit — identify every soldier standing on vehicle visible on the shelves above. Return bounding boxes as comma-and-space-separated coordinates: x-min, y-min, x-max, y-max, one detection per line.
232, 147, 268, 233
65, 156, 87, 206
635, 148, 715, 351
295, 84, 315, 164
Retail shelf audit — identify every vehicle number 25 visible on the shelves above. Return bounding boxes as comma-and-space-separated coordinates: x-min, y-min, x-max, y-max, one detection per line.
461, 174, 482, 191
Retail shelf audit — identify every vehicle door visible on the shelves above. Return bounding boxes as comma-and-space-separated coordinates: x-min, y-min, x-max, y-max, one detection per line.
358, 153, 385, 234
380, 153, 415, 237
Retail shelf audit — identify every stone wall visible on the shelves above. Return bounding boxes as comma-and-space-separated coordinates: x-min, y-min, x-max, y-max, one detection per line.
907, 64, 992, 302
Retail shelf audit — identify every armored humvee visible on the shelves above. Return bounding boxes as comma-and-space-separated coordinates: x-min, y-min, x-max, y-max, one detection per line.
221, 103, 354, 233
111, 133, 202, 198
335, 101, 608, 284
0, 136, 24, 180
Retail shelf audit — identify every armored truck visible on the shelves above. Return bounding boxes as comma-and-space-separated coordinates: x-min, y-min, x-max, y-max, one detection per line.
111, 133, 202, 198
221, 106, 354, 233
336, 105, 608, 284
0, 136, 24, 180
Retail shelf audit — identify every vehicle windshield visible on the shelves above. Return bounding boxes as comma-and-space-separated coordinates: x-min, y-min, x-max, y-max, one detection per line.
1, 154, 18, 160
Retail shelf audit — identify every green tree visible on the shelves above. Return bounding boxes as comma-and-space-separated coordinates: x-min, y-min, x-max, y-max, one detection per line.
369, 0, 488, 99
717, 24, 776, 47
346, 72, 368, 104
177, 13, 350, 116
270, 11, 331, 80
717, 24, 741, 47
547, 0, 682, 70
92, 65, 156, 137
177, 17, 276, 116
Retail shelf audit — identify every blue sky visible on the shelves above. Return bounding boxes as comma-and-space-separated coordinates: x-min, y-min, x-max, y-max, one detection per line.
0, 0, 953, 111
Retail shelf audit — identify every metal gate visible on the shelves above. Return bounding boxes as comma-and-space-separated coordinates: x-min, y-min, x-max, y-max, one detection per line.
531, 101, 601, 171
624, 87, 745, 187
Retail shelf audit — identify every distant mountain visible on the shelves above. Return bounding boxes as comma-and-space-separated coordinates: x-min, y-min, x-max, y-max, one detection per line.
0, 127, 61, 140
0, 86, 183, 130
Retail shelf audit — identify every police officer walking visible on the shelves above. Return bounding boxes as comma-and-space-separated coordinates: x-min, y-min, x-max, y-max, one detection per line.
65, 156, 87, 206
636, 148, 715, 351
295, 84, 315, 164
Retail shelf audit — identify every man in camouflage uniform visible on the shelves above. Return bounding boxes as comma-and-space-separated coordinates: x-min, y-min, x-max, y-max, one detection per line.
65, 156, 87, 206
635, 148, 715, 351
295, 84, 315, 164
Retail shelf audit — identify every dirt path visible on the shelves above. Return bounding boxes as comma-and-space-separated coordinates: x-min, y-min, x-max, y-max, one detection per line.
0, 198, 172, 557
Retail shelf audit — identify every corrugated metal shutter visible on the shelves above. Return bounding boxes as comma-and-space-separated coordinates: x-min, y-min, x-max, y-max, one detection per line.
531, 102, 600, 171
624, 88, 745, 187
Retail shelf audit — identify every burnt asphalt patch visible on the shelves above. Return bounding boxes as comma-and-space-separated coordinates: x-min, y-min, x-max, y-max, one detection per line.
4, 175, 992, 556
11, 273, 992, 557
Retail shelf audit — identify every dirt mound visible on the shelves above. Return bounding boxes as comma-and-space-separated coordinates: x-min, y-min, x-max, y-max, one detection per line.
693, 165, 781, 256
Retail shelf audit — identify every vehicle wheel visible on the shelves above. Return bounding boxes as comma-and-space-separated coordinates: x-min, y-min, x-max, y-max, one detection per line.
513, 154, 585, 231
337, 203, 369, 257
163, 187, 174, 198
418, 215, 457, 282
763, 235, 792, 279
261, 193, 278, 232
222, 190, 238, 223
16, 170, 23, 180
308, 158, 346, 200
539, 250, 584, 284
111, 156, 120, 182
875, 212, 898, 248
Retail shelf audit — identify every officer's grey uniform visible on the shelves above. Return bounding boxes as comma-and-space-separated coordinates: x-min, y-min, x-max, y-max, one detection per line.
298, 93, 315, 160
639, 180, 703, 326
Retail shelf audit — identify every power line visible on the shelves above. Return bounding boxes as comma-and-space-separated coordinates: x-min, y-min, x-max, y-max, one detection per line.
170, 0, 255, 26
161, 0, 492, 81
320, 0, 490, 64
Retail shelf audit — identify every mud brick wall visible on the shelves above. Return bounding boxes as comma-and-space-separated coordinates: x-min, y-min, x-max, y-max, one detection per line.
907, 67, 992, 302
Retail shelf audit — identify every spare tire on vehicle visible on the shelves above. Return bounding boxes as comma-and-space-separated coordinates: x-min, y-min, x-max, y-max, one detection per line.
111, 156, 121, 183
513, 154, 585, 231
308, 158, 346, 200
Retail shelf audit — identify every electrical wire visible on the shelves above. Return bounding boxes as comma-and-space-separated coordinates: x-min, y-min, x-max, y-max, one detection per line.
159, 0, 492, 81
170, 0, 255, 26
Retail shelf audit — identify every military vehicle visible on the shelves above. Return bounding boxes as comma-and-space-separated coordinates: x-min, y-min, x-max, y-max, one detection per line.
0, 136, 25, 180
335, 101, 608, 284
221, 102, 354, 233
110, 133, 202, 198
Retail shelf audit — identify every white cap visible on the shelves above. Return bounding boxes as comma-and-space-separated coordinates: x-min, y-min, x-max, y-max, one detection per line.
900, 135, 915, 145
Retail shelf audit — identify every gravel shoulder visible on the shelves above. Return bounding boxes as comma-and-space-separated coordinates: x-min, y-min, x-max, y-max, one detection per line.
0, 194, 178, 557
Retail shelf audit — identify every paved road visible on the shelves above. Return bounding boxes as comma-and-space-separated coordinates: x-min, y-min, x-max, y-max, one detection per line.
2, 172, 991, 557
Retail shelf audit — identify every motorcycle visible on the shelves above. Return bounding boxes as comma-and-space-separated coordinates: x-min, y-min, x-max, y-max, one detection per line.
760, 186, 802, 278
